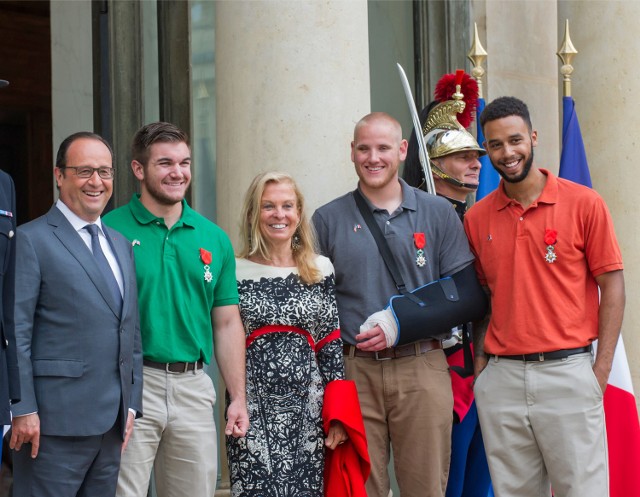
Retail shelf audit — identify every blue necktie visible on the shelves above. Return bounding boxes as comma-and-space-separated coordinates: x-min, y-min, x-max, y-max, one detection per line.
85, 224, 122, 314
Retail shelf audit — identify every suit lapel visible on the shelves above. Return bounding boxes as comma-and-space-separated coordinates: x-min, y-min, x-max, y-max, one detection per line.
47, 207, 121, 318
103, 224, 130, 318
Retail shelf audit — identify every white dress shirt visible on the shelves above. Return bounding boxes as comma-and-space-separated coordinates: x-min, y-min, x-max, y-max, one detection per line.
56, 199, 124, 296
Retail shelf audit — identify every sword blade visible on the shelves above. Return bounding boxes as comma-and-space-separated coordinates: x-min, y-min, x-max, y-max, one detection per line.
396, 63, 435, 195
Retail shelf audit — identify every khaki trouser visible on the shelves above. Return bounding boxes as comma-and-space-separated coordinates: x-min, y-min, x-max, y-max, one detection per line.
474, 353, 608, 497
116, 366, 218, 497
345, 349, 453, 497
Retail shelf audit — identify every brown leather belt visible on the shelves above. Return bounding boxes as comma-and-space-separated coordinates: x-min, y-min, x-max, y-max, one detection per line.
343, 340, 442, 361
489, 345, 592, 362
143, 359, 204, 373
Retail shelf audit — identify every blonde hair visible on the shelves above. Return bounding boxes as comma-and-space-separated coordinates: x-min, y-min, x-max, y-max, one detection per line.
239, 172, 322, 285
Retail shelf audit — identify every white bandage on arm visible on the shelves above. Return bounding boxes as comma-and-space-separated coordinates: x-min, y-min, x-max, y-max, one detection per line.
360, 309, 398, 348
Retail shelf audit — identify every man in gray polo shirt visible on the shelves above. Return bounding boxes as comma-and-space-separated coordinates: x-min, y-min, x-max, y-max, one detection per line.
312, 112, 475, 497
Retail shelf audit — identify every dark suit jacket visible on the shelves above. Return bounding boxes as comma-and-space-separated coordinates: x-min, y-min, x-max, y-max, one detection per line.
12, 205, 142, 438
0, 170, 19, 425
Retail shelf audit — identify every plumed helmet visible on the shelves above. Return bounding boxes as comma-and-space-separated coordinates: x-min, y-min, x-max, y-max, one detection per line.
427, 128, 486, 159
424, 70, 485, 160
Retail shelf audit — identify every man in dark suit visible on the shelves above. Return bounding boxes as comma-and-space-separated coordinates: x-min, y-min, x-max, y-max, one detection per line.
0, 78, 20, 427
0, 168, 19, 426
9, 132, 143, 496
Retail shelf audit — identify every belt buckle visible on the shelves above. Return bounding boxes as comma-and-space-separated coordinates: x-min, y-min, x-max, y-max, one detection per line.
374, 351, 393, 361
165, 362, 192, 374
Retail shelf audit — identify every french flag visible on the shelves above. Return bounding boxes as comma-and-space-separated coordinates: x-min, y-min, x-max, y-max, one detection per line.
560, 95, 640, 497
475, 96, 499, 202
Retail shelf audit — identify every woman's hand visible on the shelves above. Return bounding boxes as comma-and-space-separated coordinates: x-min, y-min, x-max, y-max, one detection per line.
325, 420, 348, 450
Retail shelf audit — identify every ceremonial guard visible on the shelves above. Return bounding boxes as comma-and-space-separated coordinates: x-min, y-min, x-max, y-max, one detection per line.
403, 70, 492, 497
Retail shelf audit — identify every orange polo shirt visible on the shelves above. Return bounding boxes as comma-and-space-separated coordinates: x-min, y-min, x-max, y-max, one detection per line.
464, 169, 623, 355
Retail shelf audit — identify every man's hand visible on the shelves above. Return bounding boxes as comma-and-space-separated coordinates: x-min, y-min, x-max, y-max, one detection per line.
474, 354, 488, 381
213, 305, 249, 438
472, 290, 491, 383
10, 413, 40, 458
355, 325, 387, 351
122, 410, 135, 453
592, 363, 609, 394
592, 270, 625, 395
225, 398, 249, 438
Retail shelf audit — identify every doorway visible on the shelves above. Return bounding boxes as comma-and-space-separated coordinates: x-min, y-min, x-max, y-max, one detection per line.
0, 0, 53, 226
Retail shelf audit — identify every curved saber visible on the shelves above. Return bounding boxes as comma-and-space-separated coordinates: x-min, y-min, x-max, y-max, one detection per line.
396, 63, 436, 195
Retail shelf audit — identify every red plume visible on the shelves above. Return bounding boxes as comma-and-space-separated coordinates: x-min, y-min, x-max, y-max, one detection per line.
455, 69, 464, 87
433, 70, 479, 129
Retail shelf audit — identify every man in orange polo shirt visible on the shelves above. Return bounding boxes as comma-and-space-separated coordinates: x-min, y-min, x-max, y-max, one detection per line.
464, 96, 625, 497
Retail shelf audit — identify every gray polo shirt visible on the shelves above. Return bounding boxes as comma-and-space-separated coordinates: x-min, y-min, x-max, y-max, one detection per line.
312, 179, 474, 345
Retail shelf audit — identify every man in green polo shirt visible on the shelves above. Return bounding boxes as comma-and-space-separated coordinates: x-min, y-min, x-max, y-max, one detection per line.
104, 122, 248, 497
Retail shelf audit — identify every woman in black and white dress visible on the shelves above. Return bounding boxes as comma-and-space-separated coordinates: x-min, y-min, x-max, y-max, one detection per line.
226, 171, 347, 497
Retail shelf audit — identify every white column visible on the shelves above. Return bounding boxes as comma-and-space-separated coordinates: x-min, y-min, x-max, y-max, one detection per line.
50, 0, 93, 158
472, 0, 560, 171
215, 0, 370, 247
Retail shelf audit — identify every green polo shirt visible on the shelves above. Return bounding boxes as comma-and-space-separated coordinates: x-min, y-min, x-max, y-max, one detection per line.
104, 194, 239, 363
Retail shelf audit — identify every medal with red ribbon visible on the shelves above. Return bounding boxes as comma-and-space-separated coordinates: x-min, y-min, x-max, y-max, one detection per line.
413, 232, 426, 267
200, 248, 213, 282
544, 228, 557, 263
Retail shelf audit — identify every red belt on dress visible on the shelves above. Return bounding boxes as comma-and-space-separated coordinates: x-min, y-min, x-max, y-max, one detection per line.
246, 325, 341, 353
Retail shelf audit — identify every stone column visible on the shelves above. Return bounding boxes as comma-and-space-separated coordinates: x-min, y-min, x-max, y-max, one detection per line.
215, 0, 370, 247
51, 0, 94, 162
559, 0, 640, 404
472, 0, 560, 170
214, 2, 370, 492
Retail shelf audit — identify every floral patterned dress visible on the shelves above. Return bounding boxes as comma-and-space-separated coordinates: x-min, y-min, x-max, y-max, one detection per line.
227, 256, 344, 497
